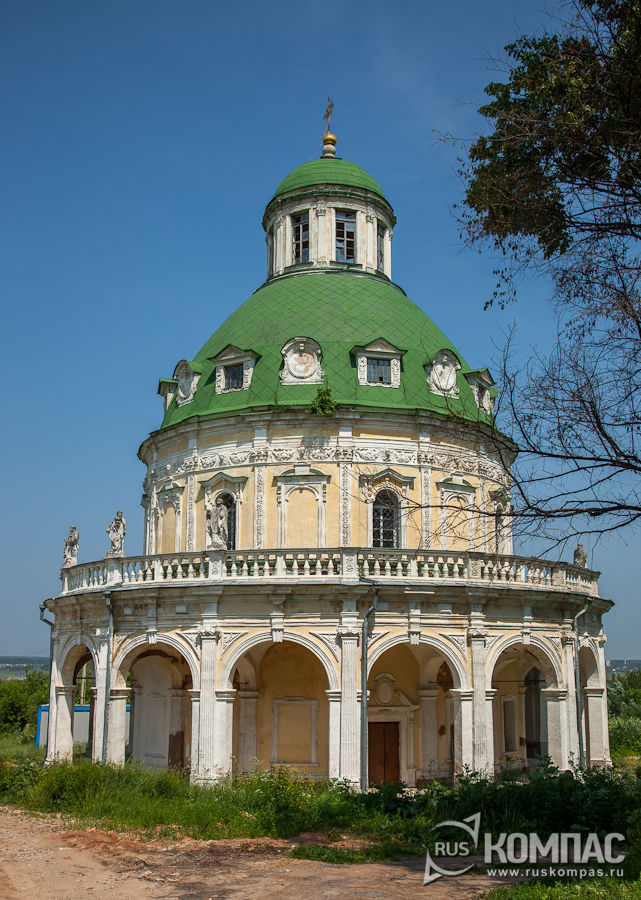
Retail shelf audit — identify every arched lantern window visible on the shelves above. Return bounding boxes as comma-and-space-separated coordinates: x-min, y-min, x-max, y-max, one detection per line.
372, 489, 400, 548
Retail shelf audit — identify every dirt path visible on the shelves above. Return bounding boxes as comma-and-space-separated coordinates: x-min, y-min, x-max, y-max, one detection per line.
0, 807, 514, 899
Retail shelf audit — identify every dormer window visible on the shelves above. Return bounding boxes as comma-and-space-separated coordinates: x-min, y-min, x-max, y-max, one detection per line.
292, 212, 309, 264
336, 210, 355, 263
352, 338, 404, 388
367, 357, 391, 384
377, 224, 385, 271
209, 344, 260, 394
225, 363, 244, 390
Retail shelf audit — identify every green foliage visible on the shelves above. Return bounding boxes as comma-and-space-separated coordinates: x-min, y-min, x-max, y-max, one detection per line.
609, 671, 641, 719
610, 717, 641, 754
461, 0, 641, 308
482, 877, 641, 898
0, 669, 49, 735
305, 385, 337, 417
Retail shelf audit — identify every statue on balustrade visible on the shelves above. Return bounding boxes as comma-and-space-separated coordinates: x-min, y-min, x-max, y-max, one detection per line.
105, 510, 126, 558
62, 525, 79, 568
573, 542, 588, 568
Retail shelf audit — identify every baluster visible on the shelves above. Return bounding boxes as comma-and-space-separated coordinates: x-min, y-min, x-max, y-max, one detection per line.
303, 556, 310, 576
327, 557, 335, 576
292, 557, 299, 576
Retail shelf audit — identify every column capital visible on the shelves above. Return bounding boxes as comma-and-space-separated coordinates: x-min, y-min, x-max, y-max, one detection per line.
450, 689, 473, 702
325, 689, 342, 702
337, 624, 360, 643
198, 624, 221, 642
109, 688, 129, 701
55, 685, 75, 697
215, 689, 236, 703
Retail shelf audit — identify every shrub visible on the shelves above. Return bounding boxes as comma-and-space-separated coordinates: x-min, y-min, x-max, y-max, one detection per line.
610, 717, 641, 754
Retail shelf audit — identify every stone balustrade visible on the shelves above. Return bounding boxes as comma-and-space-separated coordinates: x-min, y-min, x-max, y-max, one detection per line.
59, 548, 600, 597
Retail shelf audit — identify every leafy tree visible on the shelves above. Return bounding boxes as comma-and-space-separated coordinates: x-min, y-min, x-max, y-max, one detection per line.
458, 0, 641, 544
0, 668, 49, 734
608, 667, 641, 717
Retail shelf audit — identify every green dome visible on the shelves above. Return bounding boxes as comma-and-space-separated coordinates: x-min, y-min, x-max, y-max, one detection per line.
159, 271, 486, 430
273, 158, 387, 201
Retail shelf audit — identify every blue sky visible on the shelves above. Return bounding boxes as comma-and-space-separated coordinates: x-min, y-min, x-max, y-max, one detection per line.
1, 0, 637, 658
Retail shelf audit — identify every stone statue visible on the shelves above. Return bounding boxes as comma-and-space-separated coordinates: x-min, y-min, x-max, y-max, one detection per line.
105, 510, 126, 558
62, 525, 79, 568
573, 542, 588, 568
206, 495, 229, 550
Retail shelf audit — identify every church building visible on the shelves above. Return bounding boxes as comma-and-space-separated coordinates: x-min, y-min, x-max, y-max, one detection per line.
43, 121, 612, 786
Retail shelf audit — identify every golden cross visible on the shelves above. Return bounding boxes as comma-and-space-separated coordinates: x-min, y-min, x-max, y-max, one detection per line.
323, 97, 334, 133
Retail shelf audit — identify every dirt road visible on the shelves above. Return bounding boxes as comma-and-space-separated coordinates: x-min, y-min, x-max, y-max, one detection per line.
0, 807, 513, 899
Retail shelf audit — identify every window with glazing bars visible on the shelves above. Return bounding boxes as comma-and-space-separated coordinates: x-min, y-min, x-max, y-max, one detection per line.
377, 224, 385, 270
225, 363, 244, 390
292, 213, 309, 264
367, 357, 391, 384
372, 490, 399, 548
336, 210, 355, 263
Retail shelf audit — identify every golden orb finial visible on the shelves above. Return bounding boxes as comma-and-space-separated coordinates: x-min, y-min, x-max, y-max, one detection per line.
322, 97, 337, 157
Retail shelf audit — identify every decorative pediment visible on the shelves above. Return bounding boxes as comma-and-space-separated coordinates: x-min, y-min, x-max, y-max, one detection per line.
157, 378, 177, 412
351, 338, 405, 388
437, 475, 476, 497
207, 345, 259, 393
464, 368, 496, 415
200, 471, 248, 502
425, 349, 461, 398
172, 360, 204, 407
157, 480, 184, 510
359, 467, 414, 499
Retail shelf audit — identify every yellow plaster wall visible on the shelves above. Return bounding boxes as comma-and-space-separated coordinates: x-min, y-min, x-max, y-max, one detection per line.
160, 506, 176, 554
256, 642, 329, 774
285, 488, 319, 548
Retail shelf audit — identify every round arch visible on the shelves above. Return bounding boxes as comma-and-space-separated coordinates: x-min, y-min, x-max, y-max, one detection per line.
112, 633, 200, 690
367, 633, 470, 690
219, 631, 339, 691
58, 635, 99, 685
485, 635, 563, 690
579, 642, 602, 687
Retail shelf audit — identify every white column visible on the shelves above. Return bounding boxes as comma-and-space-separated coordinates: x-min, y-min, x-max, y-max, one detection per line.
543, 687, 569, 770
418, 688, 439, 778
53, 686, 75, 761
326, 690, 341, 779
597, 642, 612, 765
485, 688, 496, 774
92, 633, 109, 762
128, 682, 141, 760
213, 690, 235, 777
338, 626, 360, 785
356, 211, 367, 266
198, 626, 220, 782
562, 634, 580, 765
284, 215, 292, 268
366, 213, 375, 270
237, 690, 258, 772
451, 689, 473, 772
105, 688, 129, 764
186, 473, 196, 551
584, 687, 608, 765
328, 208, 336, 262
384, 229, 392, 279
469, 629, 492, 774
189, 690, 200, 778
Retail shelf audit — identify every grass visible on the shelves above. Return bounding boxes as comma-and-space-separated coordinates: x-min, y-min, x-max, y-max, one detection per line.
483, 879, 641, 898
1, 742, 640, 889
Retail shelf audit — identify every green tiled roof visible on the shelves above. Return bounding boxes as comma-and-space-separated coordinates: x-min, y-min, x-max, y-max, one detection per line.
159, 271, 490, 430
273, 158, 386, 200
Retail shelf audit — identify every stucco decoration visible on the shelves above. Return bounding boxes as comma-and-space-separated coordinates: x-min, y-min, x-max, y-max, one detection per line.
62, 525, 79, 568
104, 511, 126, 558
208, 344, 259, 394
173, 360, 200, 406
427, 350, 461, 397
280, 337, 325, 384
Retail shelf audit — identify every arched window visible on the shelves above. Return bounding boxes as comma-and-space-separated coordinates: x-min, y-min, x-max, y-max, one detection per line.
218, 492, 237, 550
372, 489, 400, 548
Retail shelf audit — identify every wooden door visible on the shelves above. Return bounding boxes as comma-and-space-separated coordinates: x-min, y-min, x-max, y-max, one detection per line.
368, 721, 400, 784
